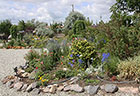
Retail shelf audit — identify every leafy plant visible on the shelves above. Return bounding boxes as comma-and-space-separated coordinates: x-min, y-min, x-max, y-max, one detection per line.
85, 79, 100, 85
67, 38, 99, 70
0, 19, 12, 38
38, 74, 51, 86
72, 20, 86, 34
55, 70, 76, 79
103, 55, 120, 76
50, 22, 63, 34
118, 55, 140, 80
17, 20, 26, 31
24, 50, 40, 62
34, 23, 54, 38
63, 11, 85, 35
10, 25, 18, 39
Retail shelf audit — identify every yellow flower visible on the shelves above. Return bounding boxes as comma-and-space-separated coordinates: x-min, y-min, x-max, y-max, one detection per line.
44, 79, 47, 81
39, 77, 42, 80
42, 79, 45, 82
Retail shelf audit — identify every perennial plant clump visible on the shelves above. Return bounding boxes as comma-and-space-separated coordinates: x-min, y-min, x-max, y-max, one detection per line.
118, 55, 140, 80
67, 38, 99, 70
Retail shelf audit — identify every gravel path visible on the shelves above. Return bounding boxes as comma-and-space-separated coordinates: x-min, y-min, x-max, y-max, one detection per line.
0, 49, 139, 96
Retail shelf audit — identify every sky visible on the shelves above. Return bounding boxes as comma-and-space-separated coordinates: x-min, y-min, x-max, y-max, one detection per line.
0, 0, 116, 24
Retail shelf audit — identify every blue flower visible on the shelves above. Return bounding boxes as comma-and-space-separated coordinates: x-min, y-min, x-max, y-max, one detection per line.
70, 54, 73, 57
68, 62, 73, 67
76, 54, 80, 57
103, 40, 106, 43
78, 59, 83, 64
72, 59, 75, 63
101, 53, 110, 63
98, 39, 106, 44
70, 64, 73, 67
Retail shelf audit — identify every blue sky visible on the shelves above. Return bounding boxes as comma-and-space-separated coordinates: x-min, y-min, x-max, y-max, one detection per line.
0, 0, 116, 24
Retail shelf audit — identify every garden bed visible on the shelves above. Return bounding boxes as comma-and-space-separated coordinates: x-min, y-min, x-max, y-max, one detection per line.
1, 49, 140, 96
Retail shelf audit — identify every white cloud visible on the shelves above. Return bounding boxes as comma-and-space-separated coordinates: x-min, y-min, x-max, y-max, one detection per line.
0, 0, 116, 24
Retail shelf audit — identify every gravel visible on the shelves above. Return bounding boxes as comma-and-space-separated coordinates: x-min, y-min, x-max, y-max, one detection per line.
0, 49, 139, 96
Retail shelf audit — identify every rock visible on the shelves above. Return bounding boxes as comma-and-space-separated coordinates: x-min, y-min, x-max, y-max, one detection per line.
21, 72, 29, 78
21, 84, 28, 92
53, 84, 59, 87
26, 82, 37, 92
100, 85, 105, 90
11, 77, 20, 84
49, 85, 57, 94
32, 82, 37, 88
69, 76, 79, 84
84, 85, 100, 95
1, 76, 15, 84
17, 68, 25, 75
47, 85, 52, 88
104, 84, 118, 93
70, 84, 84, 93
43, 87, 50, 93
9, 83, 15, 89
1, 78, 10, 84
31, 88, 40, 95
6, 80, 14, 88
57, 85, 64, 91
13, 82, 23, 91
63, 82, 68, 87
63, 85, 71, 92
26, 84, 33, 92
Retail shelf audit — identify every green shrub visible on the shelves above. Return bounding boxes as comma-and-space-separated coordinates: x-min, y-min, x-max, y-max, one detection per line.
0, 19, 12, 38
103, 56, 120, 76
24, 50, 40, 62
55, 70, 66, 79
10, 25, 18, 39
50, 22, 63, 34
93, 17, 140, 60
7, 39, 15, 47
23, 33, 33, 45
63, 11, 85, 35
72, 20, 86, 34
33, 36, 48, 48
36, 54, 57, 73
55, 70, 76, 79
17, 20, 26, 31
107, 25, 140, 59
118, 55, 140, 79
34, 23, 54, 38
85, 79, 100, 85
67, 39, 99, 69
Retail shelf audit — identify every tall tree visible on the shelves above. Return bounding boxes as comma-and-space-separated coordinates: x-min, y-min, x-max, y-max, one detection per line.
115, 0, 140, 13
0, 19, 12, 38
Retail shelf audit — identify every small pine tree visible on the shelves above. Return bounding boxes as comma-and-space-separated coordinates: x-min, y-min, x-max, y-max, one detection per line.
64, 11, 85, 31
72, 20, 86, 34
10, 25, 18, 39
